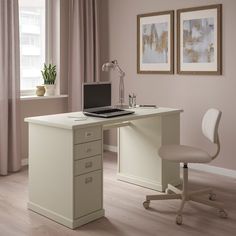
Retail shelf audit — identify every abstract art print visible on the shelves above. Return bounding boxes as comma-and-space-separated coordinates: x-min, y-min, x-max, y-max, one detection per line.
177, 5, 222, 75
137, 11, 174, 74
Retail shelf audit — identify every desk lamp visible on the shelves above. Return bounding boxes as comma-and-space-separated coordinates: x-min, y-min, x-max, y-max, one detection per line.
102, 60, 127, 108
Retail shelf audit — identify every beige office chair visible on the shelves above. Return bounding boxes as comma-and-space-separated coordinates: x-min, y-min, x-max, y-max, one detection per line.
143, 108, 227, 225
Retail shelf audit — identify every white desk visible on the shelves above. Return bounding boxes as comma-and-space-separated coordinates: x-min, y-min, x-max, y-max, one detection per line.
25, 107, 182, 229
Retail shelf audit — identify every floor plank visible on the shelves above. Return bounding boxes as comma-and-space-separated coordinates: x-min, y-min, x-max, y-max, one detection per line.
0, 151, 235, 236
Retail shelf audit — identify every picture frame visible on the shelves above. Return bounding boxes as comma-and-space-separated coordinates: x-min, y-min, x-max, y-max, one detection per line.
177, 4, 222, 75
137, 11, 174, 74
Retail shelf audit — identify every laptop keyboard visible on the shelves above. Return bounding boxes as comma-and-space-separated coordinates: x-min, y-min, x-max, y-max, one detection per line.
84, 108, 134, 118
93, 108, 123, 114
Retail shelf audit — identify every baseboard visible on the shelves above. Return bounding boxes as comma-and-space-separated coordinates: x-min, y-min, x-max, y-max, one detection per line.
117, 173, 164, 191
28, 201, 105, 229
21, 158, 28, 167
28, 202, 74, 228
103, 144, 117, 153
104, 145, 236, 179
188, 163, 236, 179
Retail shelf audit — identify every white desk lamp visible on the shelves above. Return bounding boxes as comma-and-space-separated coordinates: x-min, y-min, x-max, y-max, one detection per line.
102, 60, 127, 108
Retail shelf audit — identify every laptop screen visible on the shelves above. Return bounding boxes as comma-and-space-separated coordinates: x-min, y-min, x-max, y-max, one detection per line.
83, 82, 111, 110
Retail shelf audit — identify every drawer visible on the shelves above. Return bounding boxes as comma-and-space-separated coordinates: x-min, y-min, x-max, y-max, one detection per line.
74, 126, 102, 144
74, 155, 102, 176
74, 140, 102, 160
74, 170, 102, 219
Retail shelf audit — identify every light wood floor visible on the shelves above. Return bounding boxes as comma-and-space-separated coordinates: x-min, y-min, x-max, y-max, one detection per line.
0, 151, 235, 236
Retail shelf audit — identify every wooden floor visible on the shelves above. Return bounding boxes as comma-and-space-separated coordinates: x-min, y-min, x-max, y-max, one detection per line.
0, 151, 236, 236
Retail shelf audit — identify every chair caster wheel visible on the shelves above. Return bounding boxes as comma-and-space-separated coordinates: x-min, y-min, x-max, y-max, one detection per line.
143, 200, 150, 209
176, 215, 183, 225
209, 193, 216, 201
218, 209, 228, 218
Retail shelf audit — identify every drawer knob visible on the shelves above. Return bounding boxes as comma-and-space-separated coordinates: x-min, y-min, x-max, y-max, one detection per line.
85, 131, 93, 138
85, 176, 93, 184
85, 161, 93, 168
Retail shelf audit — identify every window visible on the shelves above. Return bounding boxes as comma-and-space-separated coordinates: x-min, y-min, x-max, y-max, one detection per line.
19, 0, 46, 94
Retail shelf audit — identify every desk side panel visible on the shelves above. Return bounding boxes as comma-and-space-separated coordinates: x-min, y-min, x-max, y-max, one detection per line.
28, 123, 73, 220
118, 116, 163, 190
161, 114, 181, 187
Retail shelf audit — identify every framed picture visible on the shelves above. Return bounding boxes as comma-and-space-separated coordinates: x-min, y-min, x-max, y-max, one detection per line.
177, 4, 222, 75
137, 11, 174, 74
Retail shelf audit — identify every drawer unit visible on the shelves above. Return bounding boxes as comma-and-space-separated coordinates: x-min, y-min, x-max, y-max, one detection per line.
74, 155, 102, 176
74, 170, 102, 219
74, 126, 102, 144
74, 140, 102, 160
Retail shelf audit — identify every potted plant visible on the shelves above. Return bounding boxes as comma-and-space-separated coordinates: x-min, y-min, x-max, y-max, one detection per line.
41, 63, 57, 96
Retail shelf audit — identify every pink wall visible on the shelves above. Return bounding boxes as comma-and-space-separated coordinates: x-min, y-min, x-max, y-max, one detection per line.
103, 0, 236, 170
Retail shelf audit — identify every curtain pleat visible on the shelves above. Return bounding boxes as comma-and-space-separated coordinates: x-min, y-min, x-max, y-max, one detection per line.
0, 0, 21, 175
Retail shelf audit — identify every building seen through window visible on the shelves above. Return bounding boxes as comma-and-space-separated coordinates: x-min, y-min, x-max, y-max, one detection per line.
19, 0, 45, 91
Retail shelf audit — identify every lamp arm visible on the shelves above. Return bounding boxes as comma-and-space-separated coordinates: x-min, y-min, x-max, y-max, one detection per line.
111, 60, 125, 77
114, 63, 125, 105
115, 64, 125, 77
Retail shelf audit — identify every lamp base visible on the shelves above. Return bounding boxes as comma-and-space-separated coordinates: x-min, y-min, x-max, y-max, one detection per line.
114, 104, 129, 109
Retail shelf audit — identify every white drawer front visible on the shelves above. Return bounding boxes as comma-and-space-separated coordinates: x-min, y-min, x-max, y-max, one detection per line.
74, 155, 102, 176
74, 126, 101, 144
74, 170, 102, 219
74, 140, 102, 160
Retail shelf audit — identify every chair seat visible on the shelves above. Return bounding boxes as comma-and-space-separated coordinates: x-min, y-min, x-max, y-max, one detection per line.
158, 145, 212, 163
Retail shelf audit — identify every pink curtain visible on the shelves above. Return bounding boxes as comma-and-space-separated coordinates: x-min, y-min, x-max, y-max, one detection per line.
0, 0, 21, 175
68, 0, 100, 111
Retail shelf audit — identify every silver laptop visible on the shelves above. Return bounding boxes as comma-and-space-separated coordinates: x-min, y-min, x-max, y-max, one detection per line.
82, 82, 134, 118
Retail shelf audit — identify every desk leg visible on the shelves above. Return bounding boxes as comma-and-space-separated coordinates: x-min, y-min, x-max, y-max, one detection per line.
117, 114, 180, 192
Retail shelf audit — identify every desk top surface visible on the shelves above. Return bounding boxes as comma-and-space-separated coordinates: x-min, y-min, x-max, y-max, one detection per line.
25, 107, 183, 130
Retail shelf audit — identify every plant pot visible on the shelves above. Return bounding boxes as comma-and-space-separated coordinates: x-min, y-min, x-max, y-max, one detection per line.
36, 85, 46, 96
44, 84, 55, 96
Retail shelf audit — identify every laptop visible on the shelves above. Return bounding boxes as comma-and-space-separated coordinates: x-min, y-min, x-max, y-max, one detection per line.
82, 82, 134, 118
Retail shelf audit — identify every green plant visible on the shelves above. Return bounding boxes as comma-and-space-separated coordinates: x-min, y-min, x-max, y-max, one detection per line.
41, 63, 57, 85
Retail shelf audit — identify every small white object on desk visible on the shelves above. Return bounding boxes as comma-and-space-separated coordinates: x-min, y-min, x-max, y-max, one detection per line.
68, 115, 88, 121
136, 104, 157, 108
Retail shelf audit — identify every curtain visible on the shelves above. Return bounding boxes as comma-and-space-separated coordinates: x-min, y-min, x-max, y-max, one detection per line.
0, 0, 21, 175
68, 0, 100, 111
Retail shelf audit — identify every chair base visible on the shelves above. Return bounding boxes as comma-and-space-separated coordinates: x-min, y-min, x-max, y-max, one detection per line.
143, 166, 228, 225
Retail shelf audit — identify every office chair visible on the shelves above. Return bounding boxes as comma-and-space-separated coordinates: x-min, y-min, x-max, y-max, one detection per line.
143, 108, 227, 225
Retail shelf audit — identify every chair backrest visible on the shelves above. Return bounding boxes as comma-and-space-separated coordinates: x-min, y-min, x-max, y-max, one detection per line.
202, 108, 222, 143
202, 108, 222, 160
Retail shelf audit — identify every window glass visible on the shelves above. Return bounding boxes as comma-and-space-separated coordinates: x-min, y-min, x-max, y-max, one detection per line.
19, 0, 45, 91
